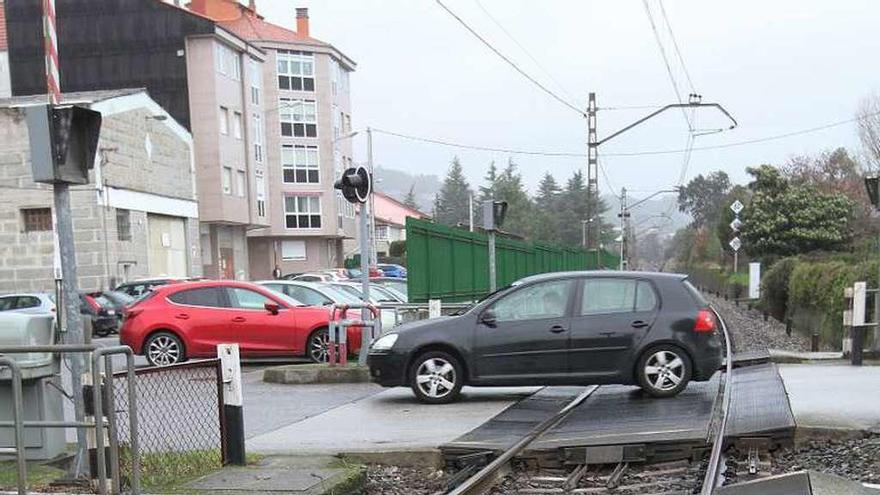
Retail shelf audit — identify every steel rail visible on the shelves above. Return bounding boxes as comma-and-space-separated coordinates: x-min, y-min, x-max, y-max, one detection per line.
446, 385, 600, 495
701, 307, 734, 494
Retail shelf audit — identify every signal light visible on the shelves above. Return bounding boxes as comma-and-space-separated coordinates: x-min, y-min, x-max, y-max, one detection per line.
334, 166, 371, 204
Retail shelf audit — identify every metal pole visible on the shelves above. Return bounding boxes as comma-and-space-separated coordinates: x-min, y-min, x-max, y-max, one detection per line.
619, 187, 627, 270
469, 193, 474, 232
367, 128, 377, 265
358, 130, 374, 366
733, 251, 738, 273
488, 231, 497, 292
0, 357, 26, 495
581, 220, 587, 248
54, 182, 89, 477
587, 93, 598, 250
875, 233, 880, 354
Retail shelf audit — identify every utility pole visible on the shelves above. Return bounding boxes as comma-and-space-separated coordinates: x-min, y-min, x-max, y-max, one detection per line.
360, 129, 374, 366
586, 93, 599, 251
366, 128, 377, 265
468, 193, 474, 232
618, 187, 628, 270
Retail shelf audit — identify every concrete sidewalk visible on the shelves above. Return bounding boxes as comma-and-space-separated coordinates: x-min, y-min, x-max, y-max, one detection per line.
779, 363, 880, 433
247, 386, 539, 454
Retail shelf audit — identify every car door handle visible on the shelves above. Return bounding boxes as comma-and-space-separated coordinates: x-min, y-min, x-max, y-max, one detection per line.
631, 320, 649, 329
549, 325, 566, 334
231, 316, 247, 323
175, 313, 190, 320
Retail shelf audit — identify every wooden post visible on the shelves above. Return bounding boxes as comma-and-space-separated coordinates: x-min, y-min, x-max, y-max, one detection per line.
218, 344, 245, 465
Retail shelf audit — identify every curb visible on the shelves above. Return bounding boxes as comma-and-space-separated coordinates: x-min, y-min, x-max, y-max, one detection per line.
338, 449, 445, 469
263, 364, 372, 384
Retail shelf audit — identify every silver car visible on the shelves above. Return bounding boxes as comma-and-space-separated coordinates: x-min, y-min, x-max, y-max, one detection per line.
0, 293, 55, 314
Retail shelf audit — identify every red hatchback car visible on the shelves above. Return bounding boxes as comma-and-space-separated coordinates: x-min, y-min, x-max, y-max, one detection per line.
120, 280, 361, 366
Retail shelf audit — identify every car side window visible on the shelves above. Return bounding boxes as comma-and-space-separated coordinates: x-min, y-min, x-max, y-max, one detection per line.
16, 296, 40, 309
168, 288, 226, 308
635, 282, 658, 312
490, 280, 572, 322
580, 279, 637, 316
228, 288, 275, 310
0, 297, 16, 311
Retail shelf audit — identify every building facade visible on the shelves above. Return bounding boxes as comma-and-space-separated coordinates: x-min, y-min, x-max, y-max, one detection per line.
187, 1, 358, 279
2, 0, 268, 280
0, 1, 9, 98
358, 192, 429, 259
0, 89, 200, 293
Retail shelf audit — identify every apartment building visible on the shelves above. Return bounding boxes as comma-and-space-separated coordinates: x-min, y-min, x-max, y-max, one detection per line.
0, 89, 200, 292
0, 1, 9, 97
3, 0, 268, 279
187, 1, 358, 279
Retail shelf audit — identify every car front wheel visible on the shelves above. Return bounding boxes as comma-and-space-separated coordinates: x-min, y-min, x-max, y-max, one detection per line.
409, 351, 463, 404
145, 331, 185, 367
637, 345, 692, 398
308, 328, 330, 363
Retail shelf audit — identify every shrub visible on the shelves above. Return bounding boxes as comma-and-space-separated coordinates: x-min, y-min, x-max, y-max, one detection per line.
760, 257, 798, 320
389, 240, 406, 258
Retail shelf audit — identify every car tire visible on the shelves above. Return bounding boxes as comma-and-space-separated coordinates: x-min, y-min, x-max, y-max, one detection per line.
637, 345, 692, 398
94, 325, 111, 338
408, 351, 464, 404
144, 331, 186, 367
307, 328, 330, 363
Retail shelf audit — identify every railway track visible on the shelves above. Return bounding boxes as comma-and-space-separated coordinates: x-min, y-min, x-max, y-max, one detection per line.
445, 307, 734, 495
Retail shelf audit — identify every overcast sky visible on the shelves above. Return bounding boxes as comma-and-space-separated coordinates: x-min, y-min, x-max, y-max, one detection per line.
255, 0, 880, 196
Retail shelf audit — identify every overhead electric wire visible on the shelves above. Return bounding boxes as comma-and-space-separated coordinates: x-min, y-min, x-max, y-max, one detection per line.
434, 0, 586, 118
597, 158, 620, 199
472, 0, 579, 105
641, 0, 693, 130
371, 127, 586, 157
657, 0, 696, 94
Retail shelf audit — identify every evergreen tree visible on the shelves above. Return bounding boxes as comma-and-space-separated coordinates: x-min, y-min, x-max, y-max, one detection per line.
479, 161, 499, 202
492, 159, 534, 237
533, 172, 562, 241
403, 184, 419, 210
433, 157, 474, 227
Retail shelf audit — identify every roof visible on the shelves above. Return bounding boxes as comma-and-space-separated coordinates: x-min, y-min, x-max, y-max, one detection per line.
515, 271, 688, 285
0, 1, 7, 51
0, 88, 146, 107
375, 191, 429, 217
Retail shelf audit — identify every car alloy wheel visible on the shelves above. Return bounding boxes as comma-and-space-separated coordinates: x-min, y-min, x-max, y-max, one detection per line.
644, 350, 685, 391
409, 351, 464, 404
146, 334, 182, 366
309, 329, 330, 363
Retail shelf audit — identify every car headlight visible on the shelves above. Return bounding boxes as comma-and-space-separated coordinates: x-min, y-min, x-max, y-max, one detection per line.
371, 333, 398, 351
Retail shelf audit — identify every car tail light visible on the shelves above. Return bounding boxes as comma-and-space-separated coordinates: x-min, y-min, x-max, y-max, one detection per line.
124, 308, 143, 319
694, 309, 717, 333
85, 296, 101, 312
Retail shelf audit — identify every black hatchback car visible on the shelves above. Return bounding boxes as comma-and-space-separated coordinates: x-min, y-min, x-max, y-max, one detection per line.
368, 271, 723, 403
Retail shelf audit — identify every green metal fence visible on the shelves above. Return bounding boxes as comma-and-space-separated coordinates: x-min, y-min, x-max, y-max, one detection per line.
406, 217, 619, 303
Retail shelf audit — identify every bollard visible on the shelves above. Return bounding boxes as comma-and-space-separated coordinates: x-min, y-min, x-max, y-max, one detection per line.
851, 326, 864, 366
785, 318, 792, 336
217, 344, 245, 465
338, 322, 348, 367
811, 333, 819, 352
735, 300, 739, 307
763, 311, 768, 322
327, 321, 337, 367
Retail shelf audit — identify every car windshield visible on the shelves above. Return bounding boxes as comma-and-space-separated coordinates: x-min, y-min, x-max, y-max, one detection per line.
102, 291, 135, 307
322, 286, 363, 304
453, 284, 514, 315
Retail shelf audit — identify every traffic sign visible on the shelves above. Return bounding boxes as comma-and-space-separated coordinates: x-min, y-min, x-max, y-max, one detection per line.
730, 200, 744, 215
729, 237, 742, 252
730, 218, 742, 232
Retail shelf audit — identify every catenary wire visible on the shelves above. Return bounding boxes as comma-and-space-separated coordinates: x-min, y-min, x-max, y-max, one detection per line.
641, 0, 693, 130
657, 0, 696, 94
434, 0, 587, 118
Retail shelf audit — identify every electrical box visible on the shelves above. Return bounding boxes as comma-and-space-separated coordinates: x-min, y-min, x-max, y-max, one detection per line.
26, 104, 102, 185
482, 200, 508, 231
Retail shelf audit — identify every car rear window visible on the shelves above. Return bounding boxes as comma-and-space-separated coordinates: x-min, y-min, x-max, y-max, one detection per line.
682, 279, 708, 307
168, 287, 226, 308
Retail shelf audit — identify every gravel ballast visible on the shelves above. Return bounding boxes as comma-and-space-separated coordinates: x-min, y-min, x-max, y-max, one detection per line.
708, 295, 811, 353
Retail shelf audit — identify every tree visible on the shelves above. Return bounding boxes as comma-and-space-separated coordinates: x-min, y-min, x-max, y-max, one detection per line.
677, 171, 732, 227
403, 184, 419, 210
490, 159, 534, 236
532, 172, 562, 241
433, 157, 474, 227
740, 165, 855, 257
857, 93, 880, 171
479, 161, 499, 202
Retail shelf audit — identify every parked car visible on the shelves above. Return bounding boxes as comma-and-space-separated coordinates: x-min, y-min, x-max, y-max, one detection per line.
114, 278, 195, 298
326, 282, 406, 304
81, 293, 120, 337
372, 278, 408, 300
257, 280, 361, 307
367, 271, 723, 404
87, 291, 136, 336
0, 293, 55, 314
377, 264, 407, 278
120, 280, 362, 366
292, 272, 347, 283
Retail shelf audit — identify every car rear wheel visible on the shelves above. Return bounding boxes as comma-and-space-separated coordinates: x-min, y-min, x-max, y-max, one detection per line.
409, 351, 463, 404
145, 332, 185, 367
637, 345, 692, 398
308, 328, 330, 363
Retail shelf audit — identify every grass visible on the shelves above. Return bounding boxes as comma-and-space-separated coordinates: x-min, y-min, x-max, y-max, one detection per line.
0, 460, 66, 491
120, 449, 265, 493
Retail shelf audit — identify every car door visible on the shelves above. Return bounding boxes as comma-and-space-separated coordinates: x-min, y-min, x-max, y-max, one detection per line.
568, 278, 659, 379
473, 279, 574, 382
226, 287, 296, 355
166, 287, 237, 357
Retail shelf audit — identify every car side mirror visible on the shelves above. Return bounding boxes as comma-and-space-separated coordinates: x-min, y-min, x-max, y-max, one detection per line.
265, 302, 280, 315
481, 309, 497, 327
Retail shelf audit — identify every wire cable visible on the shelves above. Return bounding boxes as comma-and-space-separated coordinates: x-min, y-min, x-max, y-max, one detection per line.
472, 0, 579, 105
641, 0, 693, 130
434, 0, 587, 118
371, 127, 586, 157
657, 0, 695, 93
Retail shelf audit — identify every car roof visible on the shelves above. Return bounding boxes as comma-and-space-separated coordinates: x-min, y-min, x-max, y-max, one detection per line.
0, 293, 53, 298
152, 279, 266, 294
514, 270, 688, 285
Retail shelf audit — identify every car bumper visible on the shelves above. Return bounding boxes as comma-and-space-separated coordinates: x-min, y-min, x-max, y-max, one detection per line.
693, 349, 723, 381
367, 351, 408, 387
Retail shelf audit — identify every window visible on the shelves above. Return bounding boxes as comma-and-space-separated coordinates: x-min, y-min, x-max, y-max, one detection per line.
281, 240, 307, 260
277, 50, 315, 91
231, 53, 241, 81
15, 296, 40, 309
345, 114, 351, 134
580, 279, 655, 316
169, 287, 226, 308
219, 107, 229, 135
490, 280, 573, 322
375, 225, 389, 240
256, 175, 266, 217
215, 44, 227, 75
280, 99, 317, 137
253, 113, 264, 163
250, 59, 262, 105
116, 209, 131, 241
284, 196, 321, 229
282, 145, 319, 183
236, 170, 246, 197
287, 286, 331, 306
333, 107, 340, 138
228, 288, 274, 310
233, 112, 243, 139
216, 43, 240, 80
22, 208, 52, 232
222, 167, 232, 195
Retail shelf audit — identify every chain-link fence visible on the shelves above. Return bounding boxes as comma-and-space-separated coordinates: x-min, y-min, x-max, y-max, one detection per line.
111, 359, 223, 489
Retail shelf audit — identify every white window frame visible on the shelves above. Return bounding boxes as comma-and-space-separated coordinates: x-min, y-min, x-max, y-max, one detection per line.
279, 98, 317, 138
277, 50, 315, 92
233, 111, 243, 139
253, 113, 264, 163
250, 59, 262, 106
256, 174, 266, 217
215, 44, 227, 75
219, 107, 229, 135
222, 167, 232, 195
284, 195, 322, 230
282, 145, 319, 184
235, 170, 246, 197
375, 225, 389, 240
281, 240, 307, 261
